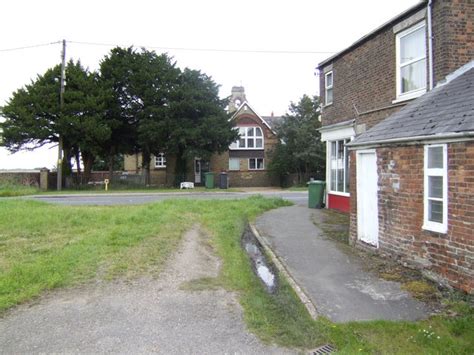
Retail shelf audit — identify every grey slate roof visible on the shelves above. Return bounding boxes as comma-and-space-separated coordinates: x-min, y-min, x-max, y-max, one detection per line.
262, 116, 283, 129
350, 66, 474, 146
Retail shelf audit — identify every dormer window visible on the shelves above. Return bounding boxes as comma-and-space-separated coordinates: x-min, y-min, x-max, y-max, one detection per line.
396, 22, 427, 100
229, 126, 264, 150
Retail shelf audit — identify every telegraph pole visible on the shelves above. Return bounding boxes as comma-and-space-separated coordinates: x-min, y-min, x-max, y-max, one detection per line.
57, 39, 66, 190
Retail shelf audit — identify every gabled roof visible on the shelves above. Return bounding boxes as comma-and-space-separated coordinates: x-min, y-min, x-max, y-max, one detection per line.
317, 1, 427, 69
261, 115, 283, 130
349, 62, 474, 147
231, 101, 276, 134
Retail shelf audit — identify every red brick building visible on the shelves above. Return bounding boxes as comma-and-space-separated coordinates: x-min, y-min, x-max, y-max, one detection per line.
317, 0, 474, 293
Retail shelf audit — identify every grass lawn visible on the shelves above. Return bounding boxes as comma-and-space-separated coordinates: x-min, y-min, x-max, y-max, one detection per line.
0, 197, 472, 353
0, 184, 40, 197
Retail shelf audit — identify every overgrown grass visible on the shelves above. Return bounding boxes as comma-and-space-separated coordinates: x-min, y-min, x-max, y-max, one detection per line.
1, 197, 473, 354
0, 183, 39, 197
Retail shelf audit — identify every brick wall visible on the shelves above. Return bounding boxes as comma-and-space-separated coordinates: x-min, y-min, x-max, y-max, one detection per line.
432, 0, 474, 84
320, 0, 474, 131
350, 141, 474, 293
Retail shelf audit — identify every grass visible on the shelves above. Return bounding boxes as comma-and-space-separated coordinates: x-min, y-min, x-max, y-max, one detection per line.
1, 197, 473, 354
0, 183, 39, 197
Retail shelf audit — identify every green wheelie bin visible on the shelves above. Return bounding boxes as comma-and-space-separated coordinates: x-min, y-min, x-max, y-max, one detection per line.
307, 180, 326, 208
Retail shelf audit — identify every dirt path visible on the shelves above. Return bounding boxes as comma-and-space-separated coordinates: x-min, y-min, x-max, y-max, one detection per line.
0, 226, 293, 354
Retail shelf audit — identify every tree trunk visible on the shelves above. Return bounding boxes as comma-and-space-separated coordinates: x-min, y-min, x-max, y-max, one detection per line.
82, 151, 94, 184
174, 147, 187, 187
108, 147, 115, 181
142, 150, 151, 186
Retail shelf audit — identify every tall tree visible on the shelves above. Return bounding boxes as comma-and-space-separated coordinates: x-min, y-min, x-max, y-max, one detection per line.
166, 69, 238, 184
1, 61, 109, 182
99, 47, 180, 183
268, 95, 325, 185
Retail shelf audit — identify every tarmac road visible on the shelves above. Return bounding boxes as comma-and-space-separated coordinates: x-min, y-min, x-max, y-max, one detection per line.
28, 190, 308, 206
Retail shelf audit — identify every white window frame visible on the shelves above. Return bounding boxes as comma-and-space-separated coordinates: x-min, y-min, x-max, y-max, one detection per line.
395, 22, 427, 101
228, 157, 240, 171
423, 144, 448, 233
229, 126, 264, 150
325, 71, 333, 106
248, 158, 264, 170
328, 139, 350, 196
154, 153, 166, 168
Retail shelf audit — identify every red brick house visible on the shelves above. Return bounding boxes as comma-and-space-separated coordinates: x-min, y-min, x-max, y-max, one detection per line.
124, 87, 279, 187
318, 0, 473, 213
317, 0, 474, 293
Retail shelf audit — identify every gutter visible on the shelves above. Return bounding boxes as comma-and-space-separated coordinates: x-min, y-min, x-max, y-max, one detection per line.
427, 0, 434, 90
347, 131, 474, 149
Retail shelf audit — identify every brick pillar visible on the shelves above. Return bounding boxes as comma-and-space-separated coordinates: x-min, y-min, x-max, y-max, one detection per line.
40, 168, 50, 191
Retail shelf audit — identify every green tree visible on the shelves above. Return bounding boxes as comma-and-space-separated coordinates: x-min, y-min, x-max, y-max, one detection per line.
1, 61, 109, 182
268, 95, 325, 185
99, 47, 180, 183
166, 69, 238, 185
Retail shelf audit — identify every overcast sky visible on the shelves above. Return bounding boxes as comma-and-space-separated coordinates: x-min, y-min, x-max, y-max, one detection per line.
0, 0, 419, 169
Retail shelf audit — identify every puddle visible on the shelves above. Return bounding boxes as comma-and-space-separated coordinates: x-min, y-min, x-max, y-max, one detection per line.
242, 227, 278, 293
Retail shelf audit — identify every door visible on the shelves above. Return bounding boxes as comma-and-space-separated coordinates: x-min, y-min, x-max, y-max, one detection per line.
194, 159, 201, 184
356, 150, 379, 247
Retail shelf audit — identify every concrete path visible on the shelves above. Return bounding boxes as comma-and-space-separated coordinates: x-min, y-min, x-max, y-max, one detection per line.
255, 205, 429, 323
0, 227, 293, 354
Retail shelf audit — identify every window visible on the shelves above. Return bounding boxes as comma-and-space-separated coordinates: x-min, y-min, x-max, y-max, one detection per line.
154, 153, 166, 168
423, 144, 447, 233
325, 71, 333, 105
249, 158, 264, 170
396, 22, 427, 99
229, 126, 264, 149
229, 158, 240, 171
329, 139, 349, 194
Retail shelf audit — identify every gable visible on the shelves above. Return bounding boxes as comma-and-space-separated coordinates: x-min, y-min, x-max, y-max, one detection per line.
231, 101, 276, 137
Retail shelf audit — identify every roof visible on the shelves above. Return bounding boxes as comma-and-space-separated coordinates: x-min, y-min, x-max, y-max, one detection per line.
261, 115, 283, 129
350, 62, 474, 146
231, 101, 276, 134
317, 1, 427, 69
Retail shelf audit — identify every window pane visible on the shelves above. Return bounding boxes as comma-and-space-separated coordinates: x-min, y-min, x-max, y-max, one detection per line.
344, 143, 350, 193
247, 127, 254, 136
255, 127, 262, 137
326, 88, 333, 104
257, 158, 264, 169
330, 141, 337, 191
239, 127, 246, 136
229, 158, 240, 170
428, 176, 443, 198
429, 200, 443, 223
337, 140, 344, 191
401, 59, 426, 93
428, 146, 443, 169
400, 26, 426, 65
326, 72, 333, 87
239, 138, 245, 148
256, 138, 263, 148
247, 138, 254, 148
249, 159, 256, 169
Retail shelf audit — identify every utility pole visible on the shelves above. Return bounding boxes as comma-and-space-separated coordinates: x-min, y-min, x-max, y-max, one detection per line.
57, 39, 66, 190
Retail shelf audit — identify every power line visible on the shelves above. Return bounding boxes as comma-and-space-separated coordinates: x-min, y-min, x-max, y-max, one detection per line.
0, 41, 61, 53
68, 40, 335, 55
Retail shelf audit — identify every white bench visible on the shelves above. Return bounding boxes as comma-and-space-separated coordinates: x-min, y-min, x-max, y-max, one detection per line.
180, 182, 195, 189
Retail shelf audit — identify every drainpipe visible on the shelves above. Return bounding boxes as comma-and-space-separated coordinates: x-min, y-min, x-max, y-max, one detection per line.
427, 0, 434, 90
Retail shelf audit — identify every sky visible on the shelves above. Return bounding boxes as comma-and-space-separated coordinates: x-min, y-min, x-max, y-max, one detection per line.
0, 0, 420, 169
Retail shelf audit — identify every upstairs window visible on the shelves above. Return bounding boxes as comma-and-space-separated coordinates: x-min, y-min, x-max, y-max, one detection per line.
154, 153, 166, 168
423, 144, 448, 233
229, 126, 264, 149
396, 22, 427, 99
325, 71, 333, 105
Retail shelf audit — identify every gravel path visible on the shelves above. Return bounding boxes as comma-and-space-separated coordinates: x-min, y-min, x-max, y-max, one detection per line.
0, 227, 293, 354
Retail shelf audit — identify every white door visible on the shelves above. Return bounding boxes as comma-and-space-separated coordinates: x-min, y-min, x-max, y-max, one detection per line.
356, 150, 379, 247
194, 159, 201, 184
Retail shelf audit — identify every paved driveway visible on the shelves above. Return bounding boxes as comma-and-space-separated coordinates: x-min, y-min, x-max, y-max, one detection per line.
28, 190, 308, 206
